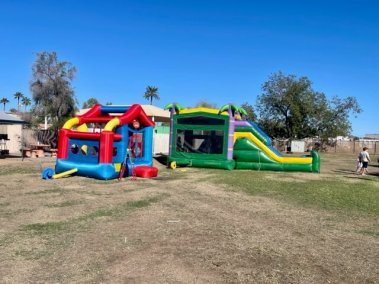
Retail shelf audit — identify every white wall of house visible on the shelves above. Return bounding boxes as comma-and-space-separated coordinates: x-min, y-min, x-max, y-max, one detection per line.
0, 124, 22, 154
153, 133, 169, 155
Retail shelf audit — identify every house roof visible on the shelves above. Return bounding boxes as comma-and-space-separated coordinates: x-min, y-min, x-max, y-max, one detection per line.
0, 112, 27, 124
140, 104, 170, 123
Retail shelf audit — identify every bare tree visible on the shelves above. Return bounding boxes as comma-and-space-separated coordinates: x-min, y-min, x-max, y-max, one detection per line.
195, 100, 217, 109
30, 51, 77, 128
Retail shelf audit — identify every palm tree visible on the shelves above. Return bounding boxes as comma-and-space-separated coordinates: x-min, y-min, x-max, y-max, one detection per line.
21, 96, 31, 112
0, 97, 10, 111
14, 92, 24, 112
143, 86, 160, 105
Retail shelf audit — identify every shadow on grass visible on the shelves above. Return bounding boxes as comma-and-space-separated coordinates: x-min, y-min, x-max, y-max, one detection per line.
332, 169, 356, 174
152, 176, 172, 181
154, 154, 168, 166
343, 174, 378, 181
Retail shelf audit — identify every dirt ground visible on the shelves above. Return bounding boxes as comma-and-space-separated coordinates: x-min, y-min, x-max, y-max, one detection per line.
0, 154, 378, 283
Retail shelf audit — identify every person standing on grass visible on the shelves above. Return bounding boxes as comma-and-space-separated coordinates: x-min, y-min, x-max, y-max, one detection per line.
359, 147, 371, 175
355, 154, 362, 174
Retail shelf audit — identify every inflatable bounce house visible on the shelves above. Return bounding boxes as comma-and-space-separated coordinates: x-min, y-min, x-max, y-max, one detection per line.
55, 104, 157, 180
164, 103, 320, 172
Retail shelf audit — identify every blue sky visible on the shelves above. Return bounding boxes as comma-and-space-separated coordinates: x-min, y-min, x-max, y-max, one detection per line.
1, 0, 378, 136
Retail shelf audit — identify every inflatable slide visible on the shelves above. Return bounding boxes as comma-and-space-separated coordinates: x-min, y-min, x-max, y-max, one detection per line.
233, 120, 319, 172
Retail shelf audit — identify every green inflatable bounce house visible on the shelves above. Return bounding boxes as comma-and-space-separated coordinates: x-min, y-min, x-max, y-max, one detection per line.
164, 103, 320, 173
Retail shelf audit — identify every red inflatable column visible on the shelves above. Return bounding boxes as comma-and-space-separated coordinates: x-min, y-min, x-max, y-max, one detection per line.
99, 131, 114, 163
57, 129, 70, 159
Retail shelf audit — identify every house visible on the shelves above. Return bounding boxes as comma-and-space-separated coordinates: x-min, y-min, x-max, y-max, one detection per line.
0, 112, 27, 155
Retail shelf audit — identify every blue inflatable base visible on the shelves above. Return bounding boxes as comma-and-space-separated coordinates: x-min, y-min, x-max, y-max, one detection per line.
55, 159, 153, 180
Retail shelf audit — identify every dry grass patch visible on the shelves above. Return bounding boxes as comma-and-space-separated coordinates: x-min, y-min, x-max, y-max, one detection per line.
0, 154, 378, 283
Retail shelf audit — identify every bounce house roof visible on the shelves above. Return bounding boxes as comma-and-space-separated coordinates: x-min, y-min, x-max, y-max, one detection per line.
178, 107, 229, 116
77, 105, 170, 123
77, 104, 155, 127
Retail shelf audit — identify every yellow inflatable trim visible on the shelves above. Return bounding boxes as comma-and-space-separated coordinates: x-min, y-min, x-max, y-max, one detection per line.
104, 118, 120, 131
234, 132, 312, 164
81, 145, 88, 155
114, 163, 121, 172
62, 117, 79, 129
53, 168, 78, 179
76, 123, 88, 132
179, 107, 228, 116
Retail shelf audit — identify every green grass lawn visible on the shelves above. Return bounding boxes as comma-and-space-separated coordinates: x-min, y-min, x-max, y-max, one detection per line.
211, 170, 378, 216
207, 153, 379, 216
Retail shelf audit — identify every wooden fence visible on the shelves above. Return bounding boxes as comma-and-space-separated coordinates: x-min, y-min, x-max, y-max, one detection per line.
22, 129, 58, 148
273, 139, 379, 155
321, 140, 379, 155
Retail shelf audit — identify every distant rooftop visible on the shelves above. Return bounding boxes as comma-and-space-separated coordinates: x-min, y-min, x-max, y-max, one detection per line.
364, 134, 379, 139
0, 112, 27, 124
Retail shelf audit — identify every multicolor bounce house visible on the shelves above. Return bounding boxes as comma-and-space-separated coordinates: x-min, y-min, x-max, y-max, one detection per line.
164, 103, 320, 172
55, 104, 156, 180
